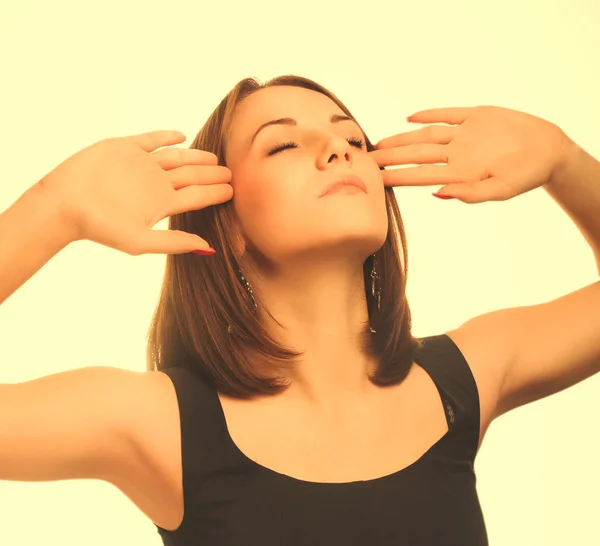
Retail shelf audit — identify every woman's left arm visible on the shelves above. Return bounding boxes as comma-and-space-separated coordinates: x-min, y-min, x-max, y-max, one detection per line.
371, 106, 600, 418
451, 140, 600, 419
544, 141, 600, 275
460, 141, 600, 419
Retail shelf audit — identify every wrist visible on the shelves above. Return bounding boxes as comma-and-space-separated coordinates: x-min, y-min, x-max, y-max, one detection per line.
27, 180, 81, 246
547, 134, 581, 189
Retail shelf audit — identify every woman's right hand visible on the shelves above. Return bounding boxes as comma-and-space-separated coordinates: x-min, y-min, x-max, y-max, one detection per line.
36, 130, 233, 256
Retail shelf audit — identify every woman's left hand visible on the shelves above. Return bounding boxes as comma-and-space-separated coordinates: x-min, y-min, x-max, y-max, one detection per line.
369, 105, 574, 203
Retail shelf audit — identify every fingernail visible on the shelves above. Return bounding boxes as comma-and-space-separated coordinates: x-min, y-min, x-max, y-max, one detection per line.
192, 248, 216, 255
432, 193, 455, 200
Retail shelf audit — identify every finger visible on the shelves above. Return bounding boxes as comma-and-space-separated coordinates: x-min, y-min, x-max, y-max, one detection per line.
169, 165, 232, 190
407, 107, 473, 125
369, 143, 448, 167
153, 147, 220, 171
374, 125, 454, 149
165, 183, 234, 217
434, 177, 511, 204
133, 228, 214, 256
128, 130, 187, 152
381, 165, 463, 186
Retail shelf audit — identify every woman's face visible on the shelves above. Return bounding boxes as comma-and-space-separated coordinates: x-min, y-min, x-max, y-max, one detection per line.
224, 85, 388, 265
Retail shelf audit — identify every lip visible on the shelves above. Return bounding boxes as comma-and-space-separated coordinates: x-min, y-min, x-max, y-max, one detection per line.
319, 174, 367, 197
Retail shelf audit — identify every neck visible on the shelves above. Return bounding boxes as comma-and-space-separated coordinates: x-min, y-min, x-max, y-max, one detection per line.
241, 247, 379, 408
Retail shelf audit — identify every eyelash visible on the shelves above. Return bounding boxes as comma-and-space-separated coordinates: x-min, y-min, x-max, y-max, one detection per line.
267, 136, 366, 156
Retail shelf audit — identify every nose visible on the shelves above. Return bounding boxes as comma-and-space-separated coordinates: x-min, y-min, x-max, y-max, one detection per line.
321, 135, 354, 169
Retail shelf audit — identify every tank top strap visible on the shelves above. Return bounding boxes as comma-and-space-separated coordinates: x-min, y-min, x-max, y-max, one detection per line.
158, 365, 238, 487
415, 334, 481, 450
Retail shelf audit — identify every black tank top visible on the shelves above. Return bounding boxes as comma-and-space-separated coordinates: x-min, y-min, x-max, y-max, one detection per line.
155, 334, 488, 545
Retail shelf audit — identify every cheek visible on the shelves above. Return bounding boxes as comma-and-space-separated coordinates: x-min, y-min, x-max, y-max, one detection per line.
365, 158, 384, 183
234, 169, 299, 227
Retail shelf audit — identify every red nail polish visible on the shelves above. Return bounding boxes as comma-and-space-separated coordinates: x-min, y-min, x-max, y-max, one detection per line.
432, 193, 455, 200
192, 248, 216, 255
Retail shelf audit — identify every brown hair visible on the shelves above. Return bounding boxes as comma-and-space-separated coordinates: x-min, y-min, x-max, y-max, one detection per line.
146, 75, 423, 398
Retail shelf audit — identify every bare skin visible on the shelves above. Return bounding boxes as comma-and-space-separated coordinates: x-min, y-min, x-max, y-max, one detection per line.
0, 89, 504, 535
108, 88, 502, 531
223, 85, 389, 410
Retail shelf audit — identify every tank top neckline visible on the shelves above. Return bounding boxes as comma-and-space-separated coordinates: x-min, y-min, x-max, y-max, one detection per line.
209, 362, 454, 488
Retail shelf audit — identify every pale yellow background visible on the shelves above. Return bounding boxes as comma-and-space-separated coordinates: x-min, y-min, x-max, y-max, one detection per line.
1, 0, 599, 544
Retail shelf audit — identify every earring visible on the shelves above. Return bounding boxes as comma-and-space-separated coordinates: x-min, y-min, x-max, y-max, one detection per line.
227, 268, 257, 335
238, 268, 257, 312
369, 252, 381, 334
228, 254, 382, 335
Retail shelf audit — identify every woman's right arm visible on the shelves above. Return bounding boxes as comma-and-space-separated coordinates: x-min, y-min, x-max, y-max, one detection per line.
0, 366, 155, 484
0, 186, 151, 486
0, 130, 232, 486
0, 182, 78, 306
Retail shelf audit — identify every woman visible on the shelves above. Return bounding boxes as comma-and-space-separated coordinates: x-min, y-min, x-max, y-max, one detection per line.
1, 75, 599, 546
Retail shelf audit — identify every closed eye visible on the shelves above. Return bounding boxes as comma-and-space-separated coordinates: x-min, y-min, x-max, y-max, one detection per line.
267, 136, 366, 156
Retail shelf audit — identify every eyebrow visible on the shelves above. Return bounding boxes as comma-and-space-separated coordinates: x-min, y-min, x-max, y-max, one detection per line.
250, 114, 360, 146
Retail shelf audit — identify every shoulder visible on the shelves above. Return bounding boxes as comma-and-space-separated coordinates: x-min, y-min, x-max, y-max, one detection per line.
131, 370, 183, 458
443, 324, 507, 445
101, 370, 184, 530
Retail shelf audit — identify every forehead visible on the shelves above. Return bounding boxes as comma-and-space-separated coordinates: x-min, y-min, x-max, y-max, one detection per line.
233, 85, 342, 130
226, 86, 344, 153
235, 86, 341, 124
